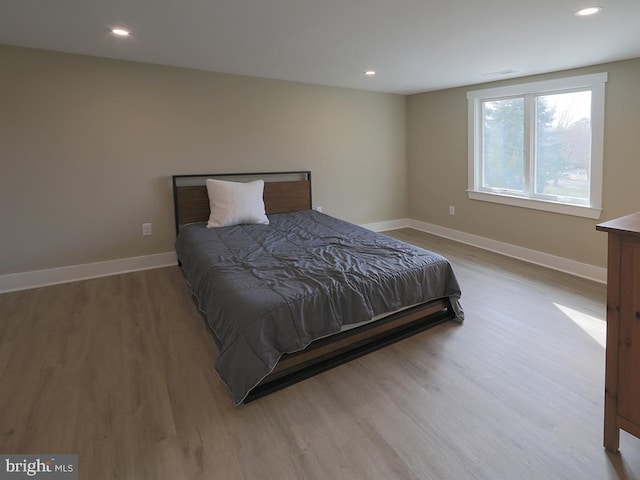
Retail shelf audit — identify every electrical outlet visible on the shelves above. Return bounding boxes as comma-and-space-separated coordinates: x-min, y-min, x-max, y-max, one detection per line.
449, 205, 455, 216
142, 223, 152, 236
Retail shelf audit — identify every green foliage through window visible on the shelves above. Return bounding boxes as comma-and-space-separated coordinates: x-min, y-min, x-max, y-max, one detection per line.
467, 72, 606, 219
480, 91, 592, 203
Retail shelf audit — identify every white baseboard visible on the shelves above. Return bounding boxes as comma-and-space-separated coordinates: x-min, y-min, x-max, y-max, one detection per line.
361, 218, 410, 232
364, 217, 605, 282
407, 219, 606, 284
0, 252, 177, 294
0, 218, 606, 294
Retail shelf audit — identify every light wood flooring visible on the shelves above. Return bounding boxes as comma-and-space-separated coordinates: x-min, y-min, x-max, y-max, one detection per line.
1, 228, 639, 479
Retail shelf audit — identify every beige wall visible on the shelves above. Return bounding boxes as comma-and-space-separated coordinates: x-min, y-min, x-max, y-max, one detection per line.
408, 58, 640, 268
0, 45, 407, 275
4, 43, 637, 277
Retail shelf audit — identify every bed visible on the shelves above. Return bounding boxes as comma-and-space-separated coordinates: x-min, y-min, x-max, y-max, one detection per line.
173, 171, 464, 405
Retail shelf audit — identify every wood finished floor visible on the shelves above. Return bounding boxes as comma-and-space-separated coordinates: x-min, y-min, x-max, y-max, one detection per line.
1, 228, 639, 479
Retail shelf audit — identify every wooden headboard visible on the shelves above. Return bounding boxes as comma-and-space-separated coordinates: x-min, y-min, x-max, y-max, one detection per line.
172, 171, 312, 233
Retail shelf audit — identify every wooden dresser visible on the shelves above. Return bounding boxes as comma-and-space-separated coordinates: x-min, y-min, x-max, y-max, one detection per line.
597, 212, 640, 452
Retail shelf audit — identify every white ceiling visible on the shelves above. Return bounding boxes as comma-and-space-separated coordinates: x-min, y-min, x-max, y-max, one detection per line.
1, 0, 639, 94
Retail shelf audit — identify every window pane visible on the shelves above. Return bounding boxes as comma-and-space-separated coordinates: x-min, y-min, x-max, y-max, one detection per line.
535, 91, 591, 201
482, 98, 525, 192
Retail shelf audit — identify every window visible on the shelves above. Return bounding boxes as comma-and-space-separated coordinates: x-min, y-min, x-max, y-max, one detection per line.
467, 73, 607, 219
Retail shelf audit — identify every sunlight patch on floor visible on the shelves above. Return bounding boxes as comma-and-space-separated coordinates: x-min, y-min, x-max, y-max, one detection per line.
554, 303, 606, 347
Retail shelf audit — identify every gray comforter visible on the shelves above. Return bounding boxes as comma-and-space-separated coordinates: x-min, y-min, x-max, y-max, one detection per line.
176, 210, 463, 404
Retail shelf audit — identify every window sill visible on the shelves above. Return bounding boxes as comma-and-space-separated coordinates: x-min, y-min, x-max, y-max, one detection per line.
467, 190, 602, 219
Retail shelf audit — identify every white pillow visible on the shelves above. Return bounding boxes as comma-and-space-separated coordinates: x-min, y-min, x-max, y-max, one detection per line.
205, 178, 269, 228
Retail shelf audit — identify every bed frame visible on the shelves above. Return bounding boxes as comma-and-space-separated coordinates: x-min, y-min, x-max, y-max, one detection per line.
172, 171, 455, 403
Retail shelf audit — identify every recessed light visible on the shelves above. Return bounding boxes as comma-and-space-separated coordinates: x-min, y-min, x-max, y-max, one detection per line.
364, 70, 376, 76
111, 28, 131, 36
575, 6, 602, 16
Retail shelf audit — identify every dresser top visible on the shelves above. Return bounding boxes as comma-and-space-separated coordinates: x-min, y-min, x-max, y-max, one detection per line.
597, 212, 640, 235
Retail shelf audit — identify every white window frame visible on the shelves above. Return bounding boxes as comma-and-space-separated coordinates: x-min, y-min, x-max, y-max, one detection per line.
466, 72, 607, 219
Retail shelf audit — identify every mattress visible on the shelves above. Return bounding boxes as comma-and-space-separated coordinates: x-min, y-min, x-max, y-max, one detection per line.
176, 209, 463, 404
